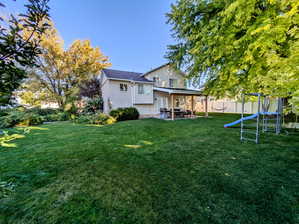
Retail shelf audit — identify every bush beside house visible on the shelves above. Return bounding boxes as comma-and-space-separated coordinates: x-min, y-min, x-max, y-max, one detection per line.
81, 98, 103, 114
75, 113, 115, 125
109, 107, 139, 121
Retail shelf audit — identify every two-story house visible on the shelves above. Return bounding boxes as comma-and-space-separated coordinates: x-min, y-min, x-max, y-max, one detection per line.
101, 63, 205, 119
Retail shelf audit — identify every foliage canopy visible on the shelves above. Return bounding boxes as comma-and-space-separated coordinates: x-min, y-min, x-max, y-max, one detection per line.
167, 0, 299, 108
22, 23, 111, 109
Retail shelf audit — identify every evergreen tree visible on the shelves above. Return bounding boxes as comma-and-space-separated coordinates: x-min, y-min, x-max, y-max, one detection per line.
0, 0, 50, 105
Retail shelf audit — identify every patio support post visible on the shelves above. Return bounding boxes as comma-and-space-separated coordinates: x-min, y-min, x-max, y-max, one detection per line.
191, 95, 194, 117
171, 94, 174, 121
205, 96, 208, 117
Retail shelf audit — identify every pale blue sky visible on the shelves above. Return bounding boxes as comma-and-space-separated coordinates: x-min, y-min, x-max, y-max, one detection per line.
2, 0, 176, 72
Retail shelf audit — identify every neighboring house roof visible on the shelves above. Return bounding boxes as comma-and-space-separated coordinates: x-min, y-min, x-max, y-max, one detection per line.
154, 87, 204, 96
103, 69, 153, 83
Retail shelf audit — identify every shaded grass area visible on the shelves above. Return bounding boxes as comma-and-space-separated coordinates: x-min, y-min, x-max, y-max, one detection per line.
0, 115, 298, 224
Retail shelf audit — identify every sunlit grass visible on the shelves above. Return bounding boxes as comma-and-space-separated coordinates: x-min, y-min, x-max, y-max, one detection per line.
19, 126, 49, 131
85, 124, 103, 127
0, 133, 25, 148
140, 140, 153, 145
0, 116, 298, 224
0, 126, 49, 148
124, 144, 142, 149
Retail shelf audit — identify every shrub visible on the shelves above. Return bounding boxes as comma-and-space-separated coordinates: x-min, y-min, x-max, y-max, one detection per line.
0, 111, 44, 128
284, 112, 298, 123
0, 108, 12, 117
93, 113, 116, 125
0, 107, 73, 128
27, 108, 61, 116
43, 112, 69, 122
75, 114, 92, 124
75, 113, 115, 125
83, 98, 103, 114
18, 113, 44, 126
64, 102, 79, 118
0, 111, 26, 128
109, 107, 139, 121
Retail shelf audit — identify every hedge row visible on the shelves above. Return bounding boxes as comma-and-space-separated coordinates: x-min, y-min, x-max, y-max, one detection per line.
0, 108, 69, 129
0, 106, 140, 129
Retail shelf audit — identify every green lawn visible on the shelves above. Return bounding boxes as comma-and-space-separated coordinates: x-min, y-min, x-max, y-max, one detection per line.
0, 114, 298, 224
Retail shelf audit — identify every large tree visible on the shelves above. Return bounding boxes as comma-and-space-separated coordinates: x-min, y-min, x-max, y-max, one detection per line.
22, 24, 111, 109
167, 0, 299, 108
0, 0, 50, 106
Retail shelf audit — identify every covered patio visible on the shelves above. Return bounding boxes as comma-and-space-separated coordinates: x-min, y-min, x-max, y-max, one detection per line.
154, 87, 209, 120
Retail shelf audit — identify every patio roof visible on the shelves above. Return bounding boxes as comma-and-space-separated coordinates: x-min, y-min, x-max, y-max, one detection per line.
154, 87, 204, 96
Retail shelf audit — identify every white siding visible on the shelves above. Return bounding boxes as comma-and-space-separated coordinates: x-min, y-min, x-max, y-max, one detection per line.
101, 76, 133, 113
101, 74, 111, 114
108, 80, 133, 110
101, 65, 191, 116
144, 65, 186, 88
133, 83, 154, 105
134, 104, 159, 117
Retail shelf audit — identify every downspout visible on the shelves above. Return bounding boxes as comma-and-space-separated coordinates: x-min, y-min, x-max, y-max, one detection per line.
131, 81, 135, 107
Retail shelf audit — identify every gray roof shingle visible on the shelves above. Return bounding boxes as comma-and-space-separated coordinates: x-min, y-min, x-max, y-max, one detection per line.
103, 69, 153, 83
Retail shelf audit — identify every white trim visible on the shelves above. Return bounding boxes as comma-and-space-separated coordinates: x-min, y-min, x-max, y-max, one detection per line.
154, 87, 203, 95
106, 76, 154, 85
131, 83, 135, 106
133, 103, 154, 105
108, 78, 153, 84
101, 71, 109, 86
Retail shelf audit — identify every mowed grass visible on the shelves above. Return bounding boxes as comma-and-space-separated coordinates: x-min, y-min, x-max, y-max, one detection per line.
0, 114, 298, 224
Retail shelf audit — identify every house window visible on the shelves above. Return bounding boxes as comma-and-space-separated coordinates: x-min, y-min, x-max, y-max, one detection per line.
120, 83, 128, 91
160, 96, 168, 108
169, 79, 177, 88
153, 77, 159, 85
138, 84, 144, 94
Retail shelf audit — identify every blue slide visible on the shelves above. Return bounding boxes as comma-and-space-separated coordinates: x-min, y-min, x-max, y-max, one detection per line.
224, 113, 258, 128
224, 112, 278, 128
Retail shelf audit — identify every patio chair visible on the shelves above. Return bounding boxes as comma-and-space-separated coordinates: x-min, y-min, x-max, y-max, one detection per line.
160, 108, 169, 119
173, 108, 185, 118
184, 110, 192, 118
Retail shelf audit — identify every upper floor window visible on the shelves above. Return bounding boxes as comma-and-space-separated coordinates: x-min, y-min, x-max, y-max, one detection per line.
153, 77, 160, 85
169, 79, 177, 88
120, 83, 128, 91
138, 84, 144, 94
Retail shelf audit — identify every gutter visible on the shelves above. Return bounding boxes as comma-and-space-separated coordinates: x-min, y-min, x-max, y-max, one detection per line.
107, 78, 153, 84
